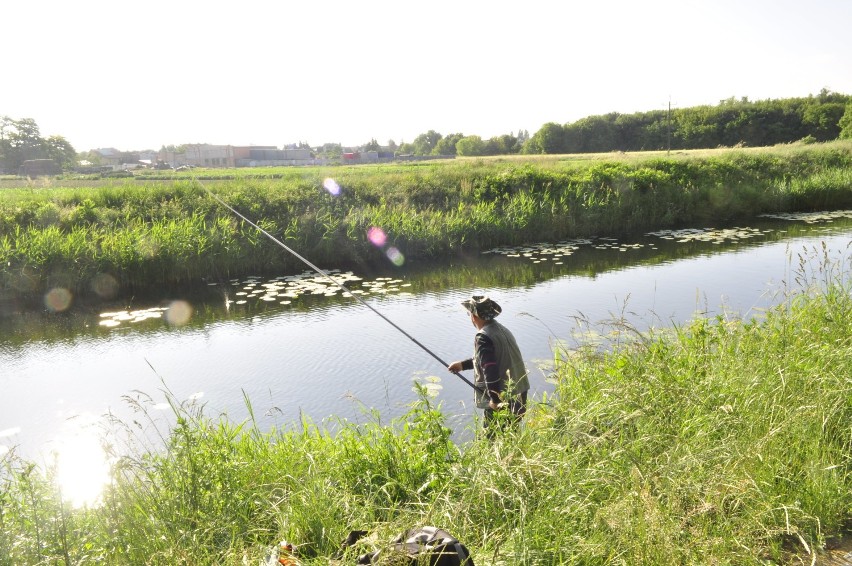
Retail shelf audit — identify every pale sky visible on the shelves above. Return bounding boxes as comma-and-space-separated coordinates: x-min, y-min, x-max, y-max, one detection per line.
4, 0, 851, 152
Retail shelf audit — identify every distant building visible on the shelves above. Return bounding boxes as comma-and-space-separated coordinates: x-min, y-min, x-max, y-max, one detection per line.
93, 148, 122, 170
154, 145, 317, 168
157, 148, 187, 168
183, 144, 235, 168
233, 146, 314, 167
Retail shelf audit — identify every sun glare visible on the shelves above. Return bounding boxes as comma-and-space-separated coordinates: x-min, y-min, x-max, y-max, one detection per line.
53, 426, 111, 508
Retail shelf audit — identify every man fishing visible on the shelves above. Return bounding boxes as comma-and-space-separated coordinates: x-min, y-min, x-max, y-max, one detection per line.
448, 295, 530, 435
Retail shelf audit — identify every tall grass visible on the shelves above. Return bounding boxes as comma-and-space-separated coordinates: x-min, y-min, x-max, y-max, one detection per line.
2, 246, 851, 564
1, 141, 851, 298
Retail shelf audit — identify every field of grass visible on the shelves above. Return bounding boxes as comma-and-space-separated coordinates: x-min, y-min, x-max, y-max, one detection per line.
1, 140, 851, 301
1, 245, 850, 564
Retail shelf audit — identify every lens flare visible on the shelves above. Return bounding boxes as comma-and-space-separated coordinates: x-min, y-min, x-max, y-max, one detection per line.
44, 287, 73, 312
367, 226, 387, 247
138, 236, 160, 259
91, 273, 119, 299
165, 300, 193, 326
386, 247, 405, 266
323, 178, 341, 196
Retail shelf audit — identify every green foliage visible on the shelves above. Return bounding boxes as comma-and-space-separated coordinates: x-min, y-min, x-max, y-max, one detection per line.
523, 92, 852, 154
411, 130, 443, 156
432, 133, 464, 156
0, 116, 77, 173
523, 122, 565, 154
802, 101, 847, 141
317, 143, 343, 159
839, 102, 852, 139
455, 135, 486, 157
485, 133, 522, 155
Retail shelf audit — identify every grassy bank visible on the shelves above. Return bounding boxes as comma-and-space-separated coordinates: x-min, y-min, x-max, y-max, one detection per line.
1, 247, 851, 564
1, 141, 851, 300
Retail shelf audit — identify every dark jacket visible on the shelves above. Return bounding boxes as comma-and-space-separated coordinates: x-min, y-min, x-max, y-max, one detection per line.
460, 320, 530, 409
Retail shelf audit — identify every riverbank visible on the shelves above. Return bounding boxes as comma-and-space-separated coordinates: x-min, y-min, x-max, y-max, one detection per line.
2, 250, 850, 564
1, 141, 851, 305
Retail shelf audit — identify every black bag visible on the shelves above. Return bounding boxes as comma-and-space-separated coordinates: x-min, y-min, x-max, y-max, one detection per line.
352, 526, 474, 565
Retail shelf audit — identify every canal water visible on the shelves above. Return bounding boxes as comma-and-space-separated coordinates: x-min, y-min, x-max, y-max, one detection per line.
1, 211, 851, 505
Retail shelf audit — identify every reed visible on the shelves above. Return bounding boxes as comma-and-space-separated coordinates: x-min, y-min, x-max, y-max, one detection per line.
1, 141, 851, 298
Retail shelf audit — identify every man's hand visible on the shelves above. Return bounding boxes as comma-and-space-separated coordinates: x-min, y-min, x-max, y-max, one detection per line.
447, 361, 464, 373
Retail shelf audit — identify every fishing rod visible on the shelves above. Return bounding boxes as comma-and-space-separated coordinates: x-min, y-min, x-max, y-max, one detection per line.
196, 180, 481, 392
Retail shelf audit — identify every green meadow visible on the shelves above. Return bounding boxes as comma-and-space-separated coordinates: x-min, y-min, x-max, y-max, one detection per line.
1, 244, 851, 564
1, 140, 851, 300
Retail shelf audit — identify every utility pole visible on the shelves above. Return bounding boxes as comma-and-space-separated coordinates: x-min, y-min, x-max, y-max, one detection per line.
667, 96, 671, 156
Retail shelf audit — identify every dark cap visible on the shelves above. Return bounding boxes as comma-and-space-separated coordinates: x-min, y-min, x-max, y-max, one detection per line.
461, 295, 502, 320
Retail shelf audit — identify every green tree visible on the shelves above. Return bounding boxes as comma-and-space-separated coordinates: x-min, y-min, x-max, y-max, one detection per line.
0, 116, 75, 173
839, 103, 852, 139
484, 134, 520, 155
433, 133, 464, 155
412, 130, 442, 155
362, 138, 380, 152
318, 143, 343, 159
45, 136, 78, 169
571, 114, 620, 152
455, 135, 486, 156
802, 101, 847, 141
523, 122, 565, 154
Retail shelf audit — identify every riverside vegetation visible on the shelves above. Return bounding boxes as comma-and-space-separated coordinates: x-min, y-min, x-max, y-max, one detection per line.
1, 244, 851, 564
1, 141, 851, 301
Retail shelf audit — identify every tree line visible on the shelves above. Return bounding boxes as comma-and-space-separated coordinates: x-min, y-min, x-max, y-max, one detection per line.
313, 132, 532, 159
4, 90, 852, 173
388, 90, 852, 157
521, 89, 852, 154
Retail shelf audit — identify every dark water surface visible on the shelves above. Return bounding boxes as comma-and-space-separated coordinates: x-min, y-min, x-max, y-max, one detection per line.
2, 212, 852, 503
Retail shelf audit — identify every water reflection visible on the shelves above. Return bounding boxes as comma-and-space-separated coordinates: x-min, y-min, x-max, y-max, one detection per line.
51, 414, 111, 508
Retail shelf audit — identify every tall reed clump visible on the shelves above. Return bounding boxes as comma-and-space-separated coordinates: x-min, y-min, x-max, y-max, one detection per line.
2, 246, 851, 564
